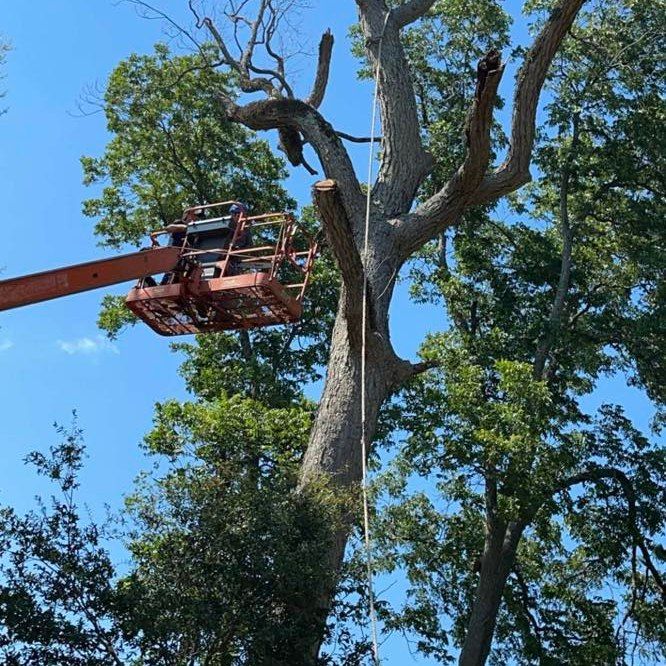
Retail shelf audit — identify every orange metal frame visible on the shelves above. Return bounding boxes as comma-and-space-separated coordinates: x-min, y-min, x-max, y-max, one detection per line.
0, 246, 181, 312
0, 202, 318, 338
126, 206, 318, 336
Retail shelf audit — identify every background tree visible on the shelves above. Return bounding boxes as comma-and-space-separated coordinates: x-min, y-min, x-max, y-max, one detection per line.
0, 409, 348, 665
366, 0, 665, 662
0, 422, 129, 665
82, 44, 339, 403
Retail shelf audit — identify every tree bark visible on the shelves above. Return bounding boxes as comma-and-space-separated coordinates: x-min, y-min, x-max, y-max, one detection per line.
298, 240, 413, 659
298, 301, 394, 660
459, 521, 525, 665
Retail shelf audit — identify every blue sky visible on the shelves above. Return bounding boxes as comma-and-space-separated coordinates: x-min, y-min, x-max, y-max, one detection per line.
0, 1, 659, 664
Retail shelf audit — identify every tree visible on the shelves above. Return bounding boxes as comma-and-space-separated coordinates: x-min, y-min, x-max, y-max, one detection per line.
119, 396, 346, 664
90, 0, 663, 661
0, 410, 348, 665
82, 44, 339, 407
156, 0, 658, 660
366, 1, 665, 662
0, 422, 128, 665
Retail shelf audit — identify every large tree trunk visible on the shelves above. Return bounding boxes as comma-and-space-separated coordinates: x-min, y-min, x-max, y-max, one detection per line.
299, 272, 409, 660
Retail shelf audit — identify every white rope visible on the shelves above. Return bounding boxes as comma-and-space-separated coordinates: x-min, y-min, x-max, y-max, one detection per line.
361, 13, 389, 666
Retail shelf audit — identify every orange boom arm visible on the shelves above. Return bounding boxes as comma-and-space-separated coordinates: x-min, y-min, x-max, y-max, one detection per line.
0, 246, 181, 312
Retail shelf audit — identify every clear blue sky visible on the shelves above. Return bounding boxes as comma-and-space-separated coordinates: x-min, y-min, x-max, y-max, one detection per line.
0, 2, 657, 664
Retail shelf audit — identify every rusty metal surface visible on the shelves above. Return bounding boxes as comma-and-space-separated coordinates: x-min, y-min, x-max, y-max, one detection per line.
0, 246, 181, 312
125, 272, 302, 336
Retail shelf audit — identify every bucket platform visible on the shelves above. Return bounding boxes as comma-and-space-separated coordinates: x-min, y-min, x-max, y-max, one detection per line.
126, 272, 303, 336
125, 205, 317, 336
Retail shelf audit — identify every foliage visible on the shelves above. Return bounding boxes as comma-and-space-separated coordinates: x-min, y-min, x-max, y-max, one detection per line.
1, 1, 664, 664
364, 0, 666, 662
82, 42, 291, 249
120, 394, 345, 664
0, 405, 347, 665
0, 421, 129, 665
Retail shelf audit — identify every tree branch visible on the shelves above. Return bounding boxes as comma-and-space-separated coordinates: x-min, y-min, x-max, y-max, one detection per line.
335, 130, 383, 143
408, 358, 440, 376
239, 0, 267, 74
202, 15, 280, 96
220, 97, 364, 219
306, 30, 334, 108
357, 1, 433, 216
554, 467, 666, 600
476, 0, 587, 205
202, 8, 339, 174
533, 112, 580, 378
513, 565, 546, 656
484, 464, 501, 532
395, 52, 504, 260
392, 0, 438, 29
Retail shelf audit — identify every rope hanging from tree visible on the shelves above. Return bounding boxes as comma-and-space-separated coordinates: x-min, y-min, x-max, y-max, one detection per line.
361, 11, 390, 665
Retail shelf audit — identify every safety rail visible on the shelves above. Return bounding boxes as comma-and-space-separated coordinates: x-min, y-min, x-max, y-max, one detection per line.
168, 209, 317, 303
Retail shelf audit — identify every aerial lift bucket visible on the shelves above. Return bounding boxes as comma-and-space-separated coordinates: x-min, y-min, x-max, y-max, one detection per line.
0, 203, 318, 337
126, 206, 317, 336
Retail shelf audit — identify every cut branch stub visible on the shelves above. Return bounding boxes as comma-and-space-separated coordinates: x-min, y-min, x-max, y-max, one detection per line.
313, 179, 363, 286
313, 179, 367, 346
476, 0, 587, 205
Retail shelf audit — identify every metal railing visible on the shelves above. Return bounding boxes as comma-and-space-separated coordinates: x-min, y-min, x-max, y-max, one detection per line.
149, 206, 318, 302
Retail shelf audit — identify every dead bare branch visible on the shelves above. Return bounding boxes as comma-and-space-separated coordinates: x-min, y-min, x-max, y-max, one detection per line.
202, 16, 277, 95
335, 130, 383, 143
124, 0, 204, 53
198, 3, 298, 98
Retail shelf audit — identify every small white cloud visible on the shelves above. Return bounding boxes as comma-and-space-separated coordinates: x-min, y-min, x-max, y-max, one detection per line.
57, 335, 118, 356
0, 339, 14, 352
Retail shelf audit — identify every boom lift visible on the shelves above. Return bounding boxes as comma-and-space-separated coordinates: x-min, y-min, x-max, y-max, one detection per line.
0, 202, 318, 336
